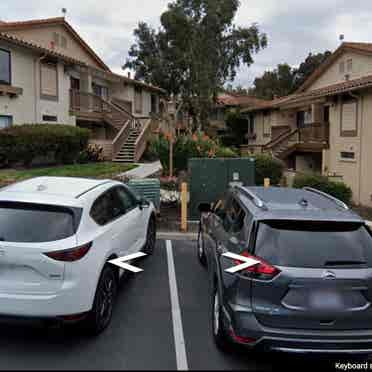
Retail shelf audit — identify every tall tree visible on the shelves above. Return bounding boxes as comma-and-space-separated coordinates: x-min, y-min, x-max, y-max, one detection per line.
125, 0, 267, 128
293, 51, 332, 90
250, 50, 332, 99
252, 63, 295, 100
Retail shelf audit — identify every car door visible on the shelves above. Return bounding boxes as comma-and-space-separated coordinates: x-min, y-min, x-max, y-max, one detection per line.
114, 186, 144, 254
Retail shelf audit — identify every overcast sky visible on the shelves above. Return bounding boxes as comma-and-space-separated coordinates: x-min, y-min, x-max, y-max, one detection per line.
1, 0, 372, 87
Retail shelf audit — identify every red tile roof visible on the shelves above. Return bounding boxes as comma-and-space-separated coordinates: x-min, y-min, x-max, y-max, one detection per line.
297, 42, 372, 93
0, 17, 110, 71
216, 93, 270, 107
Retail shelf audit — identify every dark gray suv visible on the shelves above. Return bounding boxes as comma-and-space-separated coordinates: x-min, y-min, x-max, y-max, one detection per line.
198, 186, 372, 355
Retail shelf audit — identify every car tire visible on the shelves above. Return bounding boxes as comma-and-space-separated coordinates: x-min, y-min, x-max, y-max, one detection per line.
197, 222, 207, 267
83, 265, 118, 336
143, 216, 156, 255
212, 285, 231, 351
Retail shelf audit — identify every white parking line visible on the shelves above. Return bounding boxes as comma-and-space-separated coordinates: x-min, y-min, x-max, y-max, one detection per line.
166, 240, 189, 371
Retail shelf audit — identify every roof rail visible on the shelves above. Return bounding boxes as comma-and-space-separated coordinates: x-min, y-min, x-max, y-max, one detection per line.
75, 180, 113, 199
235, 186, 267, 210
303, 187, 349, 210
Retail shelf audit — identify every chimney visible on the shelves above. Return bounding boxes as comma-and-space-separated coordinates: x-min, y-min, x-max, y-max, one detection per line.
127, 72, 131, 79
339, 34, 345, 45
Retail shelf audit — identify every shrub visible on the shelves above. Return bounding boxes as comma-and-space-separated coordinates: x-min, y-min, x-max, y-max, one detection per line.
78, 143, 104, 164
249, 154, 284, 186
0, 124, 90, 167
148, 132, 238, 174
293, 173, 352, 205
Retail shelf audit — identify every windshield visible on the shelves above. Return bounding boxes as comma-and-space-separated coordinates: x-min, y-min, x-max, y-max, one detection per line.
0, 202, 82, 243
255, 220, 372, 268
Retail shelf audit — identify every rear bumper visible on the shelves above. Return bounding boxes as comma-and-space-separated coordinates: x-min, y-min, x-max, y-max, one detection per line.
225, 303, 372, 354
0, 281, 92, 317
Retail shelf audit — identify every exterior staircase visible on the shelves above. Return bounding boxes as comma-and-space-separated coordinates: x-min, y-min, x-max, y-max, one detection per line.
113, 127, 142, 163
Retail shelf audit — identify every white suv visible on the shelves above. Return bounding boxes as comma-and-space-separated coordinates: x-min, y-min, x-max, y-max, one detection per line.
0, 176, 156, 334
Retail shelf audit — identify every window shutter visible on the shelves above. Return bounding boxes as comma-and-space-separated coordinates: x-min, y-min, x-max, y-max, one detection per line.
135, 88, 143, 113
341, 102, 357, 132
41, 63, 58, 98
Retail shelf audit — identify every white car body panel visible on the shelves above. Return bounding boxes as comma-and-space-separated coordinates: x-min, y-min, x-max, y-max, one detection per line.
0, 177, 155, 317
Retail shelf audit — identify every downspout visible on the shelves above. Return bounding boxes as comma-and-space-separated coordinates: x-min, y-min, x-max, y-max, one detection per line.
34, 53, 47, 122
349, 91, 363, 205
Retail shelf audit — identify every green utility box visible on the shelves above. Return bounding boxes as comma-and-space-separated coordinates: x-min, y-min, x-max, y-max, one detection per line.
128, 178, 161, 211
189, 157, 255, 220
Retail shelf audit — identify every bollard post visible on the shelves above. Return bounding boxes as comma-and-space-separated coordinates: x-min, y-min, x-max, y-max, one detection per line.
181, 182, 188, 232
264, 178, 270, 188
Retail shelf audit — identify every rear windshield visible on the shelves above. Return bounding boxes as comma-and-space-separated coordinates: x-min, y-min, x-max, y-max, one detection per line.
255, 220, 372, 268
0, 202, 81, 243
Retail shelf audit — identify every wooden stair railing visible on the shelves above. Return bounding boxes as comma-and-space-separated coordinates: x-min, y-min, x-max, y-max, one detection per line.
112, 119, 132, 159
134, 118, 152, 162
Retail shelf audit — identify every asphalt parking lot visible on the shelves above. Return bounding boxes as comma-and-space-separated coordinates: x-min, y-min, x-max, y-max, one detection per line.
0, 239, 368, 371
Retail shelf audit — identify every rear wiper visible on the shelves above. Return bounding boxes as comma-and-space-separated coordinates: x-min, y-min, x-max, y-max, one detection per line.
325, 260, 367, 266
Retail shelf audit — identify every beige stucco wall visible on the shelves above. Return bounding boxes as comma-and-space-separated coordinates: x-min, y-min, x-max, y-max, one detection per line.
308, 51, 372, 91
5, 25, 104, 69
249, 112, 272, 146
326, 95, 362, 205
0, 41, 75, 125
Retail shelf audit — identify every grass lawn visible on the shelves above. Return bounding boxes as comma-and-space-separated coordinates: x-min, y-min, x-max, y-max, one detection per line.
0, 162, 137, 185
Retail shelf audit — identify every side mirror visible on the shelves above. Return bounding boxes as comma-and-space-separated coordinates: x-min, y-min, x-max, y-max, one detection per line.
138, 196, 150, 210
198, 203, 211, 213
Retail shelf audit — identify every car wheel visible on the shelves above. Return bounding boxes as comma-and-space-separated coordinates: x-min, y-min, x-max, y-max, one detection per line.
143, 216, 156, 255
212, 285, 230, 351
197, 222, 207, 266
83, 265, 118, 335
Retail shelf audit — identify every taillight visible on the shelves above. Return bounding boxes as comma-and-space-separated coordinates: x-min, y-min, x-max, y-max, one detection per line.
229, 328, 256, 344
234, 251, 280, 279
44, 242, 92, 262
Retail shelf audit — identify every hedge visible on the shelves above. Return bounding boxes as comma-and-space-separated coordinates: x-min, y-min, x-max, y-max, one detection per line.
246, 154, 284, 186
293, 173, 352, 205
0, 124, 90, 167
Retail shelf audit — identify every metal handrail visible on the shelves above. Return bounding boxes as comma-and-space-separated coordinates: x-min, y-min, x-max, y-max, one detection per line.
235, 186, 267, 210
303, 187, 349, 210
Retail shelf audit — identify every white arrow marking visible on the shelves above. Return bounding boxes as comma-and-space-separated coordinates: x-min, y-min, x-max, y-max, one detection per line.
109, 252, 147, 273
222, 252, 260, 274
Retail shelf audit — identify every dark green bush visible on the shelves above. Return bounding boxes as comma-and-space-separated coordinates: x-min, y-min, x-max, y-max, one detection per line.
249, 154, 284, 186
148, 133, 238, 174
293, 173, 352, 205
0, 124, 90, 167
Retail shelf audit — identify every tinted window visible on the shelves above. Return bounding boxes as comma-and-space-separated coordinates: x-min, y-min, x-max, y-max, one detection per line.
90, 188, 125, 226
255, 221, 372, 268
116, 187, 137, 213
0, 202, 79, 243
223, 198, 246, 234
0, 49, 11, 85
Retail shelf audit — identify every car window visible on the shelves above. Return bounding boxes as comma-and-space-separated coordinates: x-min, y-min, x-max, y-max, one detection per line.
222, 198, 246, 235
0, 202, 80, 243
115, 186, 137, 213
255, 221, 372, 268
90, 188, 126, 226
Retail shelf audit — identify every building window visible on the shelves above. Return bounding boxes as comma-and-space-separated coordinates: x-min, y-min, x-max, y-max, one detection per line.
53, 32, 60, 46
151, 94, 158, 114
61, 36, 67, 49
339, 61, 345, 74
42, 115, 58, 122
341, 99, 357, 137
340, 151, 355, 160
92, 83, 108, 100
0, 48, 11, 85
40, 62, 58, 100
134, 87, 143, 114
346, 58, 353, 72
0, 115, 12, 129
249, 114, 255, 134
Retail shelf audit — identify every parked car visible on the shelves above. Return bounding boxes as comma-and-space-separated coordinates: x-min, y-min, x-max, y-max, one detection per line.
197, 185, 372, 355
0, 177, 156, 334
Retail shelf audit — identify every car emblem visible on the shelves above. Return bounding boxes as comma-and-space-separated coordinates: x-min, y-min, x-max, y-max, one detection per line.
322, 270, 336, 280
